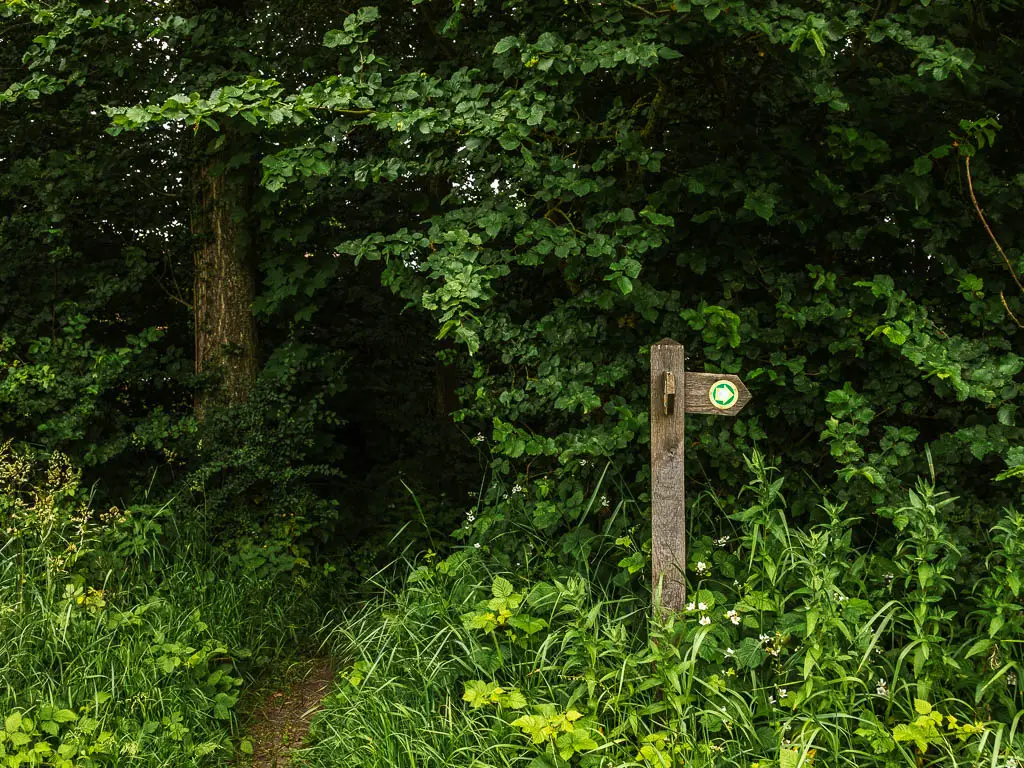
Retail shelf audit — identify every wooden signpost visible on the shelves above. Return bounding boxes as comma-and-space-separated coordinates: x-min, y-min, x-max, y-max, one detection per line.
650, 338, 751, 614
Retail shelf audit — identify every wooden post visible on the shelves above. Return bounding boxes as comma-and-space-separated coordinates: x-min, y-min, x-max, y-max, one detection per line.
648, 340, 752, 616
650, 339, 687, 614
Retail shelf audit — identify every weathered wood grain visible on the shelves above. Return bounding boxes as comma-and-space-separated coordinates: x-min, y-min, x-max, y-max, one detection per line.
683, 372, 752, 416
650, 338, 686, 614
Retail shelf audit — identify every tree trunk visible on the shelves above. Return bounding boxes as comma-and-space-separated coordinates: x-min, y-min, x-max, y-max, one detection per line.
192, 156, 258, 416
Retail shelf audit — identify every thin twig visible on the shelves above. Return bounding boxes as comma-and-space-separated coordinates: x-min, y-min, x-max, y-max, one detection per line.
965, 155, 1024, 296
1000, 291, 1024, 328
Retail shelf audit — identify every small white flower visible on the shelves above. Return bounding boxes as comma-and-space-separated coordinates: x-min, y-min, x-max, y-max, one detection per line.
769, 647, 780, 657
512, 484, 523, 494
1008, 672, 1018, 688
474, 433, 485, 442
695, 561, 709, 575
715, 535, 731, 547
759, 633, 770, 642
720, 706, 727, 713
725, 647, 735, 657
875, 678, 889, 697
685, 601, 696, 611
1006, 758, 1019, 768
600, 495, 610, 507
778, 688, 787, 698
699, 615, 711, 626
474, 543, 481, 549
579, 459, 588, 467
726, 609, 740, 625
768, 695, 776, 705
698, 601, 708, 611
502, 493, 508, 499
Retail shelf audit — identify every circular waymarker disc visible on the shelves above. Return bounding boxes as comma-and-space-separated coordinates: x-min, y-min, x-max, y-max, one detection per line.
709, 380, 738, 410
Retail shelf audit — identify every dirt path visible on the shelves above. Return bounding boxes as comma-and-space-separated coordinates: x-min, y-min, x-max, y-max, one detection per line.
239, 657, 335, 768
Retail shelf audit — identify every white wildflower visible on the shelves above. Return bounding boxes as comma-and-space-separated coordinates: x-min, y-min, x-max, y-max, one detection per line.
699, 615, 711, 626
698, 601, 708, 611
512, 484, 523, 494
875, 678, 889, 697
474, 543, 481, 549
695, 561, 709, 576
600, 495, 610, 507
474, 433, 485, 442
726, 609, 741, 625
686, 601, 696, 611
759, 633, 770, 642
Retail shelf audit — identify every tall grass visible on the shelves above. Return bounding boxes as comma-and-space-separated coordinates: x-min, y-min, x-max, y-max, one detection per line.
301, 453, 1024, 768
0, 441, 321, 766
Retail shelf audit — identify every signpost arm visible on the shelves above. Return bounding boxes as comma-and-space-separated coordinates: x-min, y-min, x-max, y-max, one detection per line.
650, 339, 686, 614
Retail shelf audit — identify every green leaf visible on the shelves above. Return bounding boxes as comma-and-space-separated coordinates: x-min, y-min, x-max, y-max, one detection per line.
507, 615, 547, 635
779, 746, 800, 768
498, 134, 520, 151
9, 731, 31, 747
463, 680, 498, 708
504, 689, 528, 709
494, 36, 517, 54
324, 30, 353, 48
4, 713, 22, 734
735, 637, 766, 669
492, 576, 514, 599
744, 189, 776, 222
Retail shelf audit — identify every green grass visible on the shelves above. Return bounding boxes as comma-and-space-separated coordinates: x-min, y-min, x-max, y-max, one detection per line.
0, 445, 326, 767
300, 455, 1024, 768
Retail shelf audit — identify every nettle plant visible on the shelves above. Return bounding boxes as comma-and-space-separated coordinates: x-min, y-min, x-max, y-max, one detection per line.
440, 452, 1021, 767
0, 707, 114, 768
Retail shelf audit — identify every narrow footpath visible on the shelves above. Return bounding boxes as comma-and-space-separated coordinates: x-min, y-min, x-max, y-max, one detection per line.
238, 657, 335, 768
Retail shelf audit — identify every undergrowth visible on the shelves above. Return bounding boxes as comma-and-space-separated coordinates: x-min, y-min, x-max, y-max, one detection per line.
305, 452, 1023, 768
0, 440, 323, 766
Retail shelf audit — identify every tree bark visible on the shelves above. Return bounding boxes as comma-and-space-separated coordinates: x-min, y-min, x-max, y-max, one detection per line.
192, 155, 259, 416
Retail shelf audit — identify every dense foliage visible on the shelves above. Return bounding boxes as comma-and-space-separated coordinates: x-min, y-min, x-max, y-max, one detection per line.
3, 0, 1024, 765
310, 456, 1024, 767
4, 0, 1024, 549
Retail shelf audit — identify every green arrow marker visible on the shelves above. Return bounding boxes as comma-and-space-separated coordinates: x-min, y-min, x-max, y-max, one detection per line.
709, 380, 738, 409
